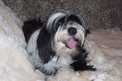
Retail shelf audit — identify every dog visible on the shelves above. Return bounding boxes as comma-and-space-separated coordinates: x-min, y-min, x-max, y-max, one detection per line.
22, 10, 96, 75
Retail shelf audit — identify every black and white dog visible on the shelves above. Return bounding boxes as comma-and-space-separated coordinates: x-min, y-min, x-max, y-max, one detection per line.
22, 10, 95, 75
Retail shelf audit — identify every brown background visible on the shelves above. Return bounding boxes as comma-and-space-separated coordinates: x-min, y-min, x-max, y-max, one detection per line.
3, 0, 122, 30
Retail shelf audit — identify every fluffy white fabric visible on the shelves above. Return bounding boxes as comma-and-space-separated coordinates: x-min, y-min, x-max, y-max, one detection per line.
0, 1, 45, 81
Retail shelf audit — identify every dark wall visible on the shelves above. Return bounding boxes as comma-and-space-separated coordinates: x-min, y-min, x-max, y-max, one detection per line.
3, 0, 122, 30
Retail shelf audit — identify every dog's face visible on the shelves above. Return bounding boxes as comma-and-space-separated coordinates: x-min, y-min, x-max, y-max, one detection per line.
46, 10, 85, 57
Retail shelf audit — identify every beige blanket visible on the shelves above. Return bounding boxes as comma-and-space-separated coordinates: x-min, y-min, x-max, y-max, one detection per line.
0, 0, 122, 81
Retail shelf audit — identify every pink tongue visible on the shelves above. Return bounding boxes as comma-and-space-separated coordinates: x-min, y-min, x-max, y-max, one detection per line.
66, 38, 77, 49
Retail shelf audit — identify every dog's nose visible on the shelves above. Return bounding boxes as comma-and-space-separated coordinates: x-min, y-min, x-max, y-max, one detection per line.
68, 27, 77, 36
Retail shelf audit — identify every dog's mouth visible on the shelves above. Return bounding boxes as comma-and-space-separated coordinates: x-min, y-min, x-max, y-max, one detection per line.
63, 38, 79, 49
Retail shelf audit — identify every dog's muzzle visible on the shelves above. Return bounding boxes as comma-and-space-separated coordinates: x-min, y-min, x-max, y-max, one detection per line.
68, 27, 77, 36
61, 27, 78, 49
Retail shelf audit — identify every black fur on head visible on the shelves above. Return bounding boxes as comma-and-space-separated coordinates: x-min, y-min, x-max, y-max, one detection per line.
46, 10, 85, 33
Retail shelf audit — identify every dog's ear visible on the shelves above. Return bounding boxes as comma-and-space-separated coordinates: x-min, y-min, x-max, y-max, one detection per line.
37, 26, 56, 63
85, 29, 91, 37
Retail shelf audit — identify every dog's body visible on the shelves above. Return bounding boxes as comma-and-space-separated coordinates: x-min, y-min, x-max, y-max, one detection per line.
22, 10, 95, 75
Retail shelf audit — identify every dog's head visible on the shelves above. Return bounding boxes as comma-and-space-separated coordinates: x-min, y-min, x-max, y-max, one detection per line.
37, 10, 86, 63
47, 10, 85, 56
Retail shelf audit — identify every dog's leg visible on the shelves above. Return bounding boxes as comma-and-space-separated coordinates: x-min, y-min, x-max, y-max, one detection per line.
70, 47, 96, 71
35, 56, 62, 75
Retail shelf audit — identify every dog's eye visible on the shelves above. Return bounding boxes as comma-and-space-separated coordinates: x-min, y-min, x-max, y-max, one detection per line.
57, 22, 62, 25
74, 20, 76, 22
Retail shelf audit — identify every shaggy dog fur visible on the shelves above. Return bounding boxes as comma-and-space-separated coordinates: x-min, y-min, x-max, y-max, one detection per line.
22, 10, 96, 75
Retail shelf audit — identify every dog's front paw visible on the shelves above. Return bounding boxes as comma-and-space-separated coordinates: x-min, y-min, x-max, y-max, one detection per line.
41, 67, 58, 75
36, 64, 58, 75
